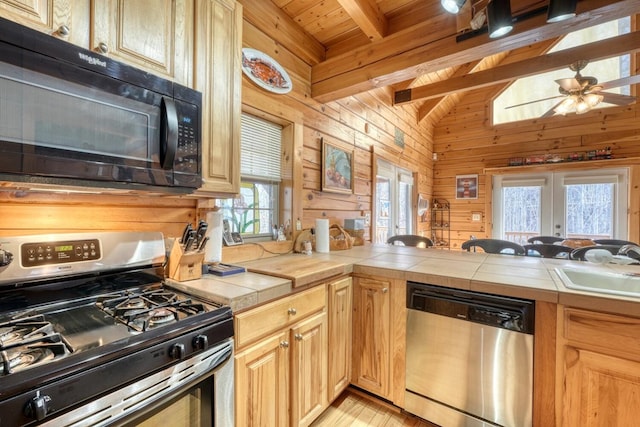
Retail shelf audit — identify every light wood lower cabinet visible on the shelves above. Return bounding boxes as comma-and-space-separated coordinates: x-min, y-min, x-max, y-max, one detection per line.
327, 277, 352, 402
558, 307, 640, 426
234, 285, 330, 427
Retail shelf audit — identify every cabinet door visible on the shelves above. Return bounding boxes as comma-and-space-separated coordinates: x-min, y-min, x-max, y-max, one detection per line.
235, 331, 290, 427
91, 0, 194, 85
0, 0, 70, 37
352, 277, 390, 398
194, 0, 242, 195
327, 277, 352, 402
290, 311, 328, 427
563, 346, 640, 426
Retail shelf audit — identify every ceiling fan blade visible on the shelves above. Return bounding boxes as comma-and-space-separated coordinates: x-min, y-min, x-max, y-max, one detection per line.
555, 78, 582, 92
600, 92, 637, 106
541, 100, 565, 118
505, 95, 564, 109
599, 74, 640, 91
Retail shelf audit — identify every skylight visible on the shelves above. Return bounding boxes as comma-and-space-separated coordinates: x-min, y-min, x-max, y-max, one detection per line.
493, 18, 631, 125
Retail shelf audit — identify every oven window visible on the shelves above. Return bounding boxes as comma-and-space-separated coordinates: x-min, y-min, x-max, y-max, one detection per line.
122, 376, 213, 427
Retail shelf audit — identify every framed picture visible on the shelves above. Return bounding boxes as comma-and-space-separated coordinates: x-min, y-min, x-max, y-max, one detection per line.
322, 140, 354, 194
456, 174, 478, 199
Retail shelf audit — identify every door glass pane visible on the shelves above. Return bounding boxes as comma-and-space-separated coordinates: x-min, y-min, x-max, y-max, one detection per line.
502, 186, 541, 244
376, 176, 391, 243
565, 183, 614, 239
398, 181, 411, 235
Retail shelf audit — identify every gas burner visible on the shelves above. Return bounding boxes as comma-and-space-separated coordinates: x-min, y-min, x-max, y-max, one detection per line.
148, 308, 177, 326
0, 317, 55, 349
0, 338, 69, 375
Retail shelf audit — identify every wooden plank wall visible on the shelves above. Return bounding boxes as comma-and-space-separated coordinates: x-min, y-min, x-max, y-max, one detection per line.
0, 1, 434, 243
431, 82, 640, 250
240, 1, 434, 241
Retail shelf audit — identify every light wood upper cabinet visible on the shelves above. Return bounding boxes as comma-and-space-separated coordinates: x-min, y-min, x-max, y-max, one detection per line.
194, 0, 242, 195
559, 307, 640, 426
0, 0, 71, 37
327, 277, 352, 402
90, 0, 194, 86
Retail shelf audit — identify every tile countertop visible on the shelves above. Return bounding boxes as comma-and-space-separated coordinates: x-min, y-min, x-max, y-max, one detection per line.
170, 244, 640, 317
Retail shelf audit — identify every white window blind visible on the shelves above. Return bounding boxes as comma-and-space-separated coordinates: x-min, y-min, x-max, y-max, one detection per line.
240, 114, 282, 181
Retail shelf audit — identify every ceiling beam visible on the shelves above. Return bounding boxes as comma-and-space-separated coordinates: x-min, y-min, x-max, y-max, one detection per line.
395, 31, 640, 105
311, 0, 640, 103
336, 0, 388, 41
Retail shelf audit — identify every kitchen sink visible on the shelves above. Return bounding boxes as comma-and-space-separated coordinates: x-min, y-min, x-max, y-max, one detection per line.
556, 267, 640, 298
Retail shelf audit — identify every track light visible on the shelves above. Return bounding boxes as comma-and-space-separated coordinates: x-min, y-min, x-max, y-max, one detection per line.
547, 0, 577, 23
441, 0, 467, 14
487, 0, 513, 38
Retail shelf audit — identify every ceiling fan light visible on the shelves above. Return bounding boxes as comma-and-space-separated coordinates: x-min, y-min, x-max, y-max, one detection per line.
584, 93, 603, 107
554, 96, 577, 115
547, 0, 577, 23
487, 0, 513, 38
575, 100, 591, 114
441, 0, 467, 14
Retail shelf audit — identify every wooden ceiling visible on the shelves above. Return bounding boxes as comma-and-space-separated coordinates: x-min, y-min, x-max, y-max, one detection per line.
268, 0, 640, 120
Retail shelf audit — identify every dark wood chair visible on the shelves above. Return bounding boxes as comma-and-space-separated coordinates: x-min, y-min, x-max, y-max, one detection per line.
461, 239, 525, 255
387, 235, 433, 248
569, 244, 622, 261
524, 244, 573, 258
527, 236, 564, 244
593, 239, 638, 246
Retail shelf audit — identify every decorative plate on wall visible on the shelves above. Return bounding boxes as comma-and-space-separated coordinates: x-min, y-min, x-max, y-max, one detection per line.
241, 48, 292, 94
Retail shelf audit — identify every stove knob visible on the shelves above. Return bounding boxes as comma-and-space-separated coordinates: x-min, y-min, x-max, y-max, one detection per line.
170, 343, 186, 360
24, 391, 51, 421
0, 249, 13, 267
193, 334, 208, 350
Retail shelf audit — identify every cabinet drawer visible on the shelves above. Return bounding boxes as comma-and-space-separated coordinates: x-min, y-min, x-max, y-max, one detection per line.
563, 307, 640, 357
235, 285, 326, 349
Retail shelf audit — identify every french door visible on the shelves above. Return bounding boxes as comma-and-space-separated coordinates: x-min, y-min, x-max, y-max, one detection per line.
374, 159, 414, 243
492, 168, 628, 244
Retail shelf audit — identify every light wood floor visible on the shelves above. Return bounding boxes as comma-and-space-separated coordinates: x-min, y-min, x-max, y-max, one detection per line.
311, 389, 437, 427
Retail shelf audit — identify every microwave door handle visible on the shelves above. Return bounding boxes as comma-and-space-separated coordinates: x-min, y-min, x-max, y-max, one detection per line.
160, 97, 178, 170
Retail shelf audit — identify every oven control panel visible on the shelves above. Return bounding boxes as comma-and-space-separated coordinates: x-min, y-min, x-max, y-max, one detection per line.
21, 239, 101, 267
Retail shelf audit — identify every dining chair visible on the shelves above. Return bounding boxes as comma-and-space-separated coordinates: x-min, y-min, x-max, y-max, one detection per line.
593, 239, 638, 246
387, 235, 433, 248
461, 239, 526, 255
524, 244, 573, 259
527, 236, 564, 244
569, 244, 623, 261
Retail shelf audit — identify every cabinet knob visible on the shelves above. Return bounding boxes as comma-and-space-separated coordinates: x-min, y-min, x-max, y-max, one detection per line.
287, 308, 297, 315
280, 340, 289, 348
96, 42, 109, 54
382, 287, 389, 293
294, 333, 303, 341
54, 25, 70, 37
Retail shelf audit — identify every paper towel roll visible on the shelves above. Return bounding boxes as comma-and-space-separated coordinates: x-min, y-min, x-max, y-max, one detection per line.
315, 219, 330, 253
204, 211, 224, 263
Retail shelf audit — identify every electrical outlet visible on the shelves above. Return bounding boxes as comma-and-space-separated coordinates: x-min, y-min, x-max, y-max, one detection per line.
472, 212, 482, 222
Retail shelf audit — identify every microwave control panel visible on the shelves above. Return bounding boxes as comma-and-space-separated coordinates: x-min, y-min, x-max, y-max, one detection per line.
175, 101, 199, 173
21, 239, 101, 267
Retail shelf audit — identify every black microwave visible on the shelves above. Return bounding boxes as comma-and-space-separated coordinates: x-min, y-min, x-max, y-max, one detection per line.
0, 17, 202, 193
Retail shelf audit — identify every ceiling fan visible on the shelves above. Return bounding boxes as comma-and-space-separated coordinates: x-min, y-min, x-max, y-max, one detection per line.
506, 60, 639, 117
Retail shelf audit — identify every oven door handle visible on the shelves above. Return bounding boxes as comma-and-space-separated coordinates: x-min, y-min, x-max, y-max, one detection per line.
160, 96, 178, 170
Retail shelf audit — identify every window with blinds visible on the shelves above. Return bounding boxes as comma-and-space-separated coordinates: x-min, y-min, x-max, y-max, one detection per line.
216, 114, 283, 239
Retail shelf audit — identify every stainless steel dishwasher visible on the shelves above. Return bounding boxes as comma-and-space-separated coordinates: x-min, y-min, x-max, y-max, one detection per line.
405, 282, 535, 427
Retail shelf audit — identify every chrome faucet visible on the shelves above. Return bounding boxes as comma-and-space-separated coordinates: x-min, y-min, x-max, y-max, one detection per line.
618, 245, 640, 260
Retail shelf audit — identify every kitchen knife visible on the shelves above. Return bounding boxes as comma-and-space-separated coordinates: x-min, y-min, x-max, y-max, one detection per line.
180, 223, 192, 244
197, 236, 209, 252
183, 230, 196, 252
194, 221, 208, 250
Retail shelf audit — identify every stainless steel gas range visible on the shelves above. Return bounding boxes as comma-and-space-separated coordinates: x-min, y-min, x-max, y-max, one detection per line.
0, 231, 234, 427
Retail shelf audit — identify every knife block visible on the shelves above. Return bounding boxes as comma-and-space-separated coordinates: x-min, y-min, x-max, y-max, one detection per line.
166, 238, 204, 282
